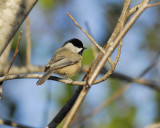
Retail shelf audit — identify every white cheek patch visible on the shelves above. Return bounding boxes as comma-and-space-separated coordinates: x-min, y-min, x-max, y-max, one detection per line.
75, 47, 82, 53
64, 43, 82, 53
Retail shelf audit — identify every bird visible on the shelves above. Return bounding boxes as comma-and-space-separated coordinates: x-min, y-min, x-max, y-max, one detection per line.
36, 38, 86, 85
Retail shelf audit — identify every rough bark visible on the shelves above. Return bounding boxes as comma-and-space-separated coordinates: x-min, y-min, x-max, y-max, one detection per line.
0, 0, 38, 56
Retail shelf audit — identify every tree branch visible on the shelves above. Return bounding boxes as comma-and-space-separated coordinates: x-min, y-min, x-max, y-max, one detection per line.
87, 0, 150, 87
73, 48, 159, 127
49, 0, 159, 127
66, 12, 105, 54
147, 2, 160, 8
0, 0, 38, 56
63, 0, 152, 127
0, 118, 36, 128
5, 31, 22, 76
145, 123, 160, 128
0, 70, 160, 91
25, 17, 31, 67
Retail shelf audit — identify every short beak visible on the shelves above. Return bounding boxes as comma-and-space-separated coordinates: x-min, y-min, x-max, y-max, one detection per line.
84, 47, 87, 50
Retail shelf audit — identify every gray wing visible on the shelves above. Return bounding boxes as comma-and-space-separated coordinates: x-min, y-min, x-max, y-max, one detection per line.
45, 48, 80, 72
37, 57, 79, 85
45, 57, 78, 71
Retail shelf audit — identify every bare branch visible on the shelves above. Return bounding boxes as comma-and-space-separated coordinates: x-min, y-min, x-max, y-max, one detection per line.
48, 86, 83, 128
92, 0, 130, 91
0, 74, 85, 86
66, 12, 105, 54
0, 84, 2, 99
66, 12, 114, 72
129, 2, 143, 16
59, 1, 152, 127
62, 87, 88, 128
0, 71, 160, 91
129, 1, 160, 16
147, 2, 160, 8
145, 123, 160, 128
74, 50, 159, 127
87, 0, 150, 87
49, 0, 160, 127
105, 0, 131, 48
84, 22, 98, 58
0, 118, 34, 128
5, 31, 22, 76
25, 17, 31, 67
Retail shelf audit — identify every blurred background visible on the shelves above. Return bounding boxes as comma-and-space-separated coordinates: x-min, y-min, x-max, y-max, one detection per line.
0, 0, 160, 128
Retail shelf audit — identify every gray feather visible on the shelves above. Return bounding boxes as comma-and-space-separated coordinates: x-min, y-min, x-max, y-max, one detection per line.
36, 70, 53, 85
49, 58, 78, 69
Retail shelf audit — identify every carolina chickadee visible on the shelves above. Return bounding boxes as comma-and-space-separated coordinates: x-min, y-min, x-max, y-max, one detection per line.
36, 38, 86, 85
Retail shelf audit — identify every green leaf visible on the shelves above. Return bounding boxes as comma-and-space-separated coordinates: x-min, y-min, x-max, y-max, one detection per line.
39, 0, 56, 9
82, 48, 95, 65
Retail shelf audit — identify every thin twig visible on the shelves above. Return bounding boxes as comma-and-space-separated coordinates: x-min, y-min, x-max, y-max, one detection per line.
66, 12, 105, 54
0, 118, 34, 128
84, 23, 115, 69
87, 0, 150, 87
0, 72, 159, 91
0, 74, 85, 86
145, 123, 160, 128
85, 22, 114, 66
147, 2, 160, 8
92, 0, 160, 86
113, 0, 126, 65
25, 17, 31, 67
129, 2, 143, 16
105, 0, 131, 48
0, 84, 2, 99
129, 2, 160, 15
114, 40, 122, 65
62, 87, 88, 128
87, 0, 132, 88
66, 12, 114, 69
93, 0, 130, 90
5, 31, 23, 76
74, 50, 159, 127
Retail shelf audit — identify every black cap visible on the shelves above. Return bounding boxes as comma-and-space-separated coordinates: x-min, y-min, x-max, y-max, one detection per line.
63, 38, 84, 48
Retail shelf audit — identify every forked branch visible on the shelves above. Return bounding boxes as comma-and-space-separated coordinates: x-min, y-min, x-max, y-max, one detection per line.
62, 0, 153, 128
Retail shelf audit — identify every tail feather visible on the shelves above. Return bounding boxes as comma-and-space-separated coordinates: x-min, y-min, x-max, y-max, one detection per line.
36, 70, 53, 85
